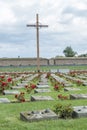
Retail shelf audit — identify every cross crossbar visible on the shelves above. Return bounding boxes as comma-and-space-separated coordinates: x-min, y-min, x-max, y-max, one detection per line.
27, 24, 48, 28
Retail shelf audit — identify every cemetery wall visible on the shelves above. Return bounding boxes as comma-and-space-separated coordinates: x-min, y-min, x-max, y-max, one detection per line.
0, 58, 48, 66
0, 57, 87, 66
54, 57, 87, 65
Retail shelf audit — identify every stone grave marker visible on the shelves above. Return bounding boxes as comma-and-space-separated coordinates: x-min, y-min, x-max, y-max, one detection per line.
21, 81, 29, 84
38, 81, 48, 85
0, 98, 10, 103
58, 69, 70, 74
70, 94, 87, 99
31, 95, 54, 101
15, 83, 27, 88
17, 83, 28, 86
64, 83, 73, 87
72, 106, 87, 118
83, 82, 87, 86
36, 85, 49, 89
11, 86, 24, 89
77, 75, 87, 80
50, 69, 58, 73
64, 87, 80, 91
51, 74, 72, 87
3, 90, 20, 95
20, 109, 58, 122
34, 89, 51, 93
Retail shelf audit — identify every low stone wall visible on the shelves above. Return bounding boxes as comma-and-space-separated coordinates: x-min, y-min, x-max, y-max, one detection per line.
0, 58, 48, 66
54, 57, 87, 65
0, 57, 87, 66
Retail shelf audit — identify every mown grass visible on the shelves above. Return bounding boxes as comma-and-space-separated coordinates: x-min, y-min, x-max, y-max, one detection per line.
0, 100, 87, 130
0, 65, 87, 130
0, 65, 87, 72
0, 86, 87, 130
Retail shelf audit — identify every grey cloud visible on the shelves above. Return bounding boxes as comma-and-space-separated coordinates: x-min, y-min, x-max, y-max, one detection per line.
62, 6, 87, 17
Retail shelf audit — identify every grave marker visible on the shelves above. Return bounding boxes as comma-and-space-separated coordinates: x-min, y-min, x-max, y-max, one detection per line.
3, 90, 20, 95
72, 106, 87, 118
64, 87, 80, 91
37, 85, 49, 89
34, 89, 51, 93
38, 81, 48, 85
31, 95, 54, 101
50, 69, 57, 73
83, 82, 87, 86
20, 109, 58, 122
0, 98, 10, 103
58, 69, 70, 74
11, 86, 24, 89
70, 94, 87, 99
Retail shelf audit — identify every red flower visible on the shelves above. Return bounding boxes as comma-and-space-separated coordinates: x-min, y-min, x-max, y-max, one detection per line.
1, 82, 7, 87
0, 76, 5, 79
58, 94, 68, 100
25, 85, 28, 88
58, 94, 62, 98
63, 96, 68, 100
15, 92, 25, 102
31, 84, 36, 89
54, 85, 60, 91
77, 80, 82, 85
7, 78, 12, 82
21, 99, 25, 102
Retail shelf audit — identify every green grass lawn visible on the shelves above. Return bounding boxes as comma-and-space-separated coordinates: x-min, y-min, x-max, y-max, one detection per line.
0, 65, 87, 72
0, 86, 87, 130
0, 102, 87, 130
0, 65, 87, 130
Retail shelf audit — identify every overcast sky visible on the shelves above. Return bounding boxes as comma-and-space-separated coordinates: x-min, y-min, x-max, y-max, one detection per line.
0, 0, 87, 58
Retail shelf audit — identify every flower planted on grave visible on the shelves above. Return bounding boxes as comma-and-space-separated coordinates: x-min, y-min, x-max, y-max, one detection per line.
0, 75, 5, 81
25, 84, 36, 94
69, 71, 76, 77
76, 80, 83, 86
60, 82, 65, 88
20, 76, 26, 83
7, 77, 12, 82
53, 103, 73, 119
0, 82, 8, 94
15, 92, 25, 102
49, 78, 55, 86
54, 84, 60, 91
7, 77, 13, 88
30, 74, 41, 85
58, 94, 68, 100
45, 72, 51, 79
0, 76, 13, 91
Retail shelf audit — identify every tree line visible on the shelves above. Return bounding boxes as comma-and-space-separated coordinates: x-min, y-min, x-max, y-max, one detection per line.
56, 46, 87, 58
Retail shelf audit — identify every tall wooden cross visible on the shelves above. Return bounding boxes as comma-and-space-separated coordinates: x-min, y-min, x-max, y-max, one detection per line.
26, 14, 48, 72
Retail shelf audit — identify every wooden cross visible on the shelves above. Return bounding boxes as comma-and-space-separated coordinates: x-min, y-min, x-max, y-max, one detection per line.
26, 14, 48, 72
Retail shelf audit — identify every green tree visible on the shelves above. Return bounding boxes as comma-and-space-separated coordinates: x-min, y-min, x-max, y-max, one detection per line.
78, 53, 87, 57
63, 46, 77, 57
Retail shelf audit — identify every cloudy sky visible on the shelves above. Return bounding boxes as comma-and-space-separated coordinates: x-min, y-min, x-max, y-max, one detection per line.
0, 0, 87, 58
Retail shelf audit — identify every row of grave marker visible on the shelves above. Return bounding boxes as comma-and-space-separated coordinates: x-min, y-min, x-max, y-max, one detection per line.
0, 72, 87, 121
